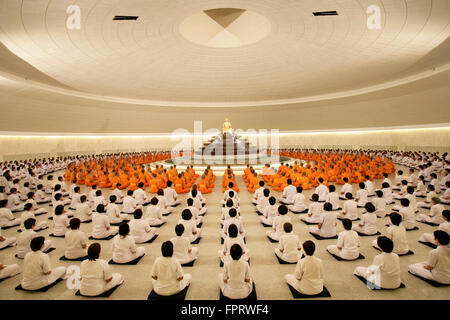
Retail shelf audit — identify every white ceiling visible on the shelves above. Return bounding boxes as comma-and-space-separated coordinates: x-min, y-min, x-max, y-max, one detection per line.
0, 0, 449, 105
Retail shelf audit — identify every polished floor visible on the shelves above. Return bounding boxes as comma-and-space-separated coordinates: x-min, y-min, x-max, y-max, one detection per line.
0, 165, 449, 300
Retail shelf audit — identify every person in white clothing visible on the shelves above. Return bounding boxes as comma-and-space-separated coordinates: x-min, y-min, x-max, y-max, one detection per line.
21, 236, 66, 290
285, 240, 324, 295
189, 190, 207, 215
122, 190, 140, 214
397, 198, 416, 230
313, 178, 328, 202
414, 176, 427, 197
88, 185, 98, 205
352, 203, 378, 235
440, 181, 450, 204
219, 224, 249, 264
7, 188, 24, 212
64, 218, 88, 259
381, 182, 394, 205
19, 182, 30, 201
275, 223, 302, 263
52, 185, 70, 206
417, 184, 437, 209
91, 204, 118, 239
372, 190, 387, 218
419, 210, 450, 245
0, 259, 21, 280
111, 223, 145, 264
17, 218, 53, 259
74, 195, 92, 222
267, 205, 292, 242
219, 243, 253, 299
356, 183, 368, 208
301, 194, 323, 224
327, 219, 360, 260
178, 209, 201, 243
310, 203, 338, 238
408, 230, 450, 285
107, 195, 128, 224
156, 189, 174, 215
164, 181, 181, 207
185, 199, 202, 225
52, 205, 69, 237
260, 197, 278, 226
339, 177, 353, 200
338, 193, 359, 220
69, 186, 83, 210
145, 198, 167, 226
222, 208, 245, 239
133, 183, 150, 206
20, 203, 48, 231
393, 180, 409, 200
129, 209, 157, 243
80, 243, 124, 296
35, 184, 51, 204
417, 197, 445, 225
188, 184, 205, 205
354, 236, 401, 289
256, 189, 270, 214
374, 213, 409, 255
325, 185, 340, 210
279, 179, 297, 205
288, 187, 307, 213
393, 186, 418, 212
172, 224, 199, 265
364, 176, 375, 197
25, 192, 48, 215
0, 226, 17, 250
392, 170, 405, 191
111, 184, 124, 204
151, 241, 191, 296
92, 190, 107, 209
252, 181, 265, 205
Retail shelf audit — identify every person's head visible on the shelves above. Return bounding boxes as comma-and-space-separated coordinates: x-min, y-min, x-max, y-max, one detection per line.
397, 170, 403, 176
283, 222, 293, 233
323, 202, 332, 212
278, 205, 288, 215
311, 193, 319, 202
259, 181, 264, 187
54, 193, 62, 201
24, 203, 33, 211
377, 236, 393, 253
345, 192, 353, 200
228, 182, 234, 189
150, 197, 158, 205
302, 240, 316, 256
95, 190, 101, 197
127, 190, 133, 196
181, 208, 192, 220
230, 244, 243, 261
446, 181, 450, 188
54, 204, 64, 215
229, 208, 237, 218
383, 173, 388, 178
228, 190, 234, 198
328, 185, 335, 192
175, 224, 184, 236
96, 204, 105, 213
108, 195, 117, 203
269, 196, 276, 205
407, 186, 414, 195
70, 218, 81, 230
419, 175, 424, 181
375, 190, 383, 198
187, 198, 193, 206
401, 180, 408, 186
88, 243, 101, 261
359, 182, 365, 189
287, 179, 292, 185
24, 218, 36, 230
74, 186, 80, 193
80, 195, 87, 203
343, 177, 349, 183
119, 223, 129, 237
427, 184, 435, 192
228, 224, 238, 238
133, 209, 143, 219
167, 181, 172, 187
342, 219, 352, 230
400, 198, 410, 207
442, 210, 450, 222
431, 197, 440, 205
161, 241, 174, 257
263, 188, 270, 197
30, 236, 45, 252
191, 189, 197, 198
434, 230, 449, 246
296, 186, 303, 193
389, 212, 402, 226
138, 182, 144, 189
364, 202, 375, 213
54, 184, 61, 192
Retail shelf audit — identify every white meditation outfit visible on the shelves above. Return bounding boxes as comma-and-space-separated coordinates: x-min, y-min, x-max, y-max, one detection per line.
288, 193, 307, 212
408, 246, 450, 284
267, 215, 291, 241
129, 218, 156, 243
151, 257, 191, 296
285, 256, 324, 295
106, 203, 128, 223
0, 261, 21, 280
419, 221, 450, 244
21, 251, 66, 290
157, 195, 174, 214
219, 259, 253, 299
372, 197, 387, 218
338, 200, 358, 220
385, 225, 409, 255
111, 235, 145, 263
352, 212, 377, 235
275, 232, 302, 263
80, 259, 123, 296
92, 213, 118, 239
219, 236, 249, 263
354, 252, 401, 289
64, 229, 88, 259
327, 230, 360, 260
145, 205, 166, 226
302, 202, 323, 223
260, 204, 278, 225
133, 188, 149, 205
326, 192, 340, 210
20, 211, 48, 231
310, 211, 337, 238
75, 203, 92, 222
111, 189, 124, 203
252, 187, 264, 205
70, 193, 82, 209
0, 228, 17, 249
53, 214, 69, 236
417, 204, 444, 224
365, 180, 375, 196
356, 189, 368, 207
171, 235, 199, 265
280, 185, 297, 204
178, 219, 200, 242
382, 187, 394, 204
339, 183, 353, 199
399, 207, 415, 230
164, 187, 181, 206
17, 230, 52, 259
314, 184, 329, 202
122, 195, 138, 214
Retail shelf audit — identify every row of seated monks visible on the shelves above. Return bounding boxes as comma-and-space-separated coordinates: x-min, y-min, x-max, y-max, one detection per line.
63, 152, 216, 194
243, 150, 396, 192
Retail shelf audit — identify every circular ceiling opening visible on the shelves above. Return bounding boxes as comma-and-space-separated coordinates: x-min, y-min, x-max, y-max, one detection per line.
180, 8, 271, 48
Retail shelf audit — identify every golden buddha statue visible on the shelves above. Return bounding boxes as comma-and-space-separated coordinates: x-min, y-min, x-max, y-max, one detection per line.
222, 118, 233, 133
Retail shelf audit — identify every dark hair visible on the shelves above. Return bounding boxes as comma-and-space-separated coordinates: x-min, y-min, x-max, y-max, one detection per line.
359, 182, 365, 189
345, 192, 353, 200
24, 203, 33, 211
54, 204, 64, 215
428, 184, 435, 191
269, 196, 276, 205
343, 177, 349, 182
328, 185, 335, 192
283, 222, 293, 233
134, 209, 143, 219
166, 181, 172, 187
27, 191, 35, 199
377, 236, 393, 253
161, 241, 174, 257
157, 189, 164, 196
400, 198, 410, 207
181, 208, 192, 220
342, 219, 352, 230
229, 208, 237, 217
278, 205, 288, 215
259, 181, 264, 186
30, 236, 45, 251
407, 186, 414, 194
80, 195, 87, 203
138, 182, 144, 188
88, 243, 101, 261
287, 179, 292, 185
434, 230, 449, 246
226, 199, 234, 208
96, 190, 101, 196
263, 188, 270, 197
230, 243, 243, 260
323, 202, 332, 211
74, 186, 80, 193
382, 182, 390, 189
443, 210, 450, 221
96, 204, 105, 213
376, 190, 383, 197
119, 223, 129, 236
364, 202, 375, 213
389, 212, 402, 226
191, 189, 197, 198
70, 218, 81, 230
175, 224, 184, 236
302, 240, 315, 256
228, 224, 238, 238
311, 193, 319, 202
187, 198, 194, 206
24, 218, 36, 230
228, 190, 234, 198
151, 197, 158, 205
228, 182, 234, 188
127, 190, 133, 196
54, 193, 62, 201
318, 178, 324, 183
296, 186, 303, 193
109, 195, 117, 202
